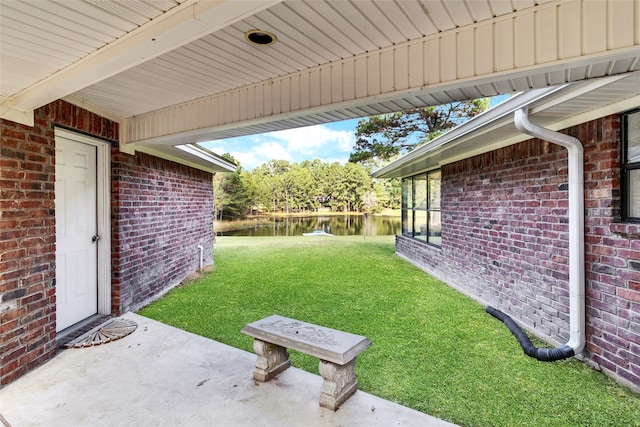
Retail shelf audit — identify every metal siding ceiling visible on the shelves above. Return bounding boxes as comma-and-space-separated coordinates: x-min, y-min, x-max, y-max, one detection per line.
2, 23, 90, 59
304, 2, 370, 52
350, 1, 406, 44
0, 0, 184, 99
273, 2, 354, 60
85, 0, 163, 25
465, 0, 494, 22
16, 1, 134, 37
181, 36, 272, 83
328, 1, 390, 50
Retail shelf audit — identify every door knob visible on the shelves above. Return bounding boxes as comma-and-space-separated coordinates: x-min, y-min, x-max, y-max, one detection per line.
92, 235, 101, 243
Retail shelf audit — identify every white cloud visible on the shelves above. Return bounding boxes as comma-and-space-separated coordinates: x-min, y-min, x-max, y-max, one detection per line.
253, 141, 292, 162
199, 122, 357, 170
267, 125, 355, 154
228, 151, 258, 170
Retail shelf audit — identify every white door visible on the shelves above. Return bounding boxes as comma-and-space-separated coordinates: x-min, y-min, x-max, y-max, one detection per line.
55, 137, 98, 332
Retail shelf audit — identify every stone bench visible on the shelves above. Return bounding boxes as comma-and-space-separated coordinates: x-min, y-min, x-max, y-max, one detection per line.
241, 315, 372, 410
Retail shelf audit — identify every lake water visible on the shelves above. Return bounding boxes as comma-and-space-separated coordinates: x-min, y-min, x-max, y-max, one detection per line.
217, 215, 401, 237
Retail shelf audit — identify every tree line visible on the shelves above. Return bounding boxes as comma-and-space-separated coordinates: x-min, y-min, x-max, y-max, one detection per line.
213, 99, 490, 220
213, 158, 400, 220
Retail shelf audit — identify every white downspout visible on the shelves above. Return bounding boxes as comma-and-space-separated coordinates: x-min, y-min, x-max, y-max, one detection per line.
197, 245, 204, 271
513, 107, 585, 355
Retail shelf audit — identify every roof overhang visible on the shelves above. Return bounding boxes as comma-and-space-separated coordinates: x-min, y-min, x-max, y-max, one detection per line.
129, 143, 237, 174
372, 71, 640, 179
2, 0, 640, 166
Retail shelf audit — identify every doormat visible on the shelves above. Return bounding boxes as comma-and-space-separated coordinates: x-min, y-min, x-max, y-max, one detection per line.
64, 318, 138, 348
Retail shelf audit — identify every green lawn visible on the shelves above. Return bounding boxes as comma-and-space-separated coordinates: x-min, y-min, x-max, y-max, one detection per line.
139, 236, 640, 427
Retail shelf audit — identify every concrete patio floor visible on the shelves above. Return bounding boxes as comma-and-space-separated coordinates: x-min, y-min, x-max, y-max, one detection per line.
1, 313, 458, 427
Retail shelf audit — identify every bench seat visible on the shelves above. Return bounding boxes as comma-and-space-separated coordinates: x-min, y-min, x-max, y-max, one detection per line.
241, 315, 372, 410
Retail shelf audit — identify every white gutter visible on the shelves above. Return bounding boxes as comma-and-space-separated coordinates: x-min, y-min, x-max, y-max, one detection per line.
371, 86, 568, 179
372, 73, 632, 180
514, 107, 585, 355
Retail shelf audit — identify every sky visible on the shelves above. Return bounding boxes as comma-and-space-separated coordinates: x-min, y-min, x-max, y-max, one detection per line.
200, 118, 358, 171
199, 95, 511, 171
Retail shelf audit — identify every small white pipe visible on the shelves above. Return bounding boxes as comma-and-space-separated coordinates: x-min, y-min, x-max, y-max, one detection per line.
197, 245, 204, 271
514, 107, 585, 355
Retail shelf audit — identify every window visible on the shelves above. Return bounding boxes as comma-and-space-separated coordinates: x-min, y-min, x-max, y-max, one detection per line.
402, 170, 441, 245
623, 109, 640, 221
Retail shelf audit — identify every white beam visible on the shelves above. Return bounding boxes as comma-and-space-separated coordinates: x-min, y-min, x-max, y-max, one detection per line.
0, 98, 33, 126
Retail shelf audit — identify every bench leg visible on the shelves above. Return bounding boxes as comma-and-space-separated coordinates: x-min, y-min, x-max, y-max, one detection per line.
252, 339, 291, 382
318, 359, 358, 411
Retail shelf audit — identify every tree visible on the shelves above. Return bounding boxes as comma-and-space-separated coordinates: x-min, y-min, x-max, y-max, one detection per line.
239, 170, 262, 215
377, 178, 401, 209
286, 165, 314, 212
323, 162, 345, 211
349, 100, 490, 163
300, 159, 330, 211
213, 154, 249, 220
215, 158, 390, 216
323, 162, 371, 212
342, 162, 371, 212
361, 190, 379, 213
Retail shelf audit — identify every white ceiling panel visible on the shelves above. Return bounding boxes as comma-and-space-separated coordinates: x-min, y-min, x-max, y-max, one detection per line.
85, 0, 166, 25
0, 0, 185, 100
303, 1, 381, 51
440, 0, 475, 27
465, 0, 494, 22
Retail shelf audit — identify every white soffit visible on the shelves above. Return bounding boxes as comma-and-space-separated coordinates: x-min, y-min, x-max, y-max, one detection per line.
122, 0, 640, 147
132, 143, 237, 174
372, 71, 640, 179
75, 0, 504, 119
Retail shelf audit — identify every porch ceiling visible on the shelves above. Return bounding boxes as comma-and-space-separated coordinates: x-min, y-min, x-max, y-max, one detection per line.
2, 0, 640, 151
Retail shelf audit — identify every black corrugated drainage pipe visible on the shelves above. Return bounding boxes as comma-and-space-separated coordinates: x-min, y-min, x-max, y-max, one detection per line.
485, 306, 574, 361
484, 107, 585, 362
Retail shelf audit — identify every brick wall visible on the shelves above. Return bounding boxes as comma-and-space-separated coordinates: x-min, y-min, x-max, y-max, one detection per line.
0, 100, 118, 386
582, 116, 640, 388
111, 148, 213, 314
397, 114, 640, 389
1, 100, 214, 387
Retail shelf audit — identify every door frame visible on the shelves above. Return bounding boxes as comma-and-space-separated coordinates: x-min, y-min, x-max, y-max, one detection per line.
55, 128, 111, 317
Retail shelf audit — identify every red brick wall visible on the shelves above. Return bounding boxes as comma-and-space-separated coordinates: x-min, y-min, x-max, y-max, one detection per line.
111, 148, 214, 313
396, 114, 640, 389
0, 100, 118, 386
1, 100, 214, 387
583, 116, 640, 388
